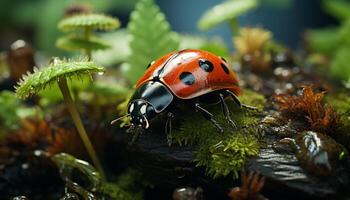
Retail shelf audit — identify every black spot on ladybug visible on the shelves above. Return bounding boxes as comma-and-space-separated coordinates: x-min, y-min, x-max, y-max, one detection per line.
219, 56, 227, 63
199, 59, 214, 72
179, 72, 195, 85
221, 63, 230, 74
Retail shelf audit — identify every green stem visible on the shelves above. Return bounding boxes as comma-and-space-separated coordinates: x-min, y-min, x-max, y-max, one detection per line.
58, 77, 105, 180
84, 27, 92, 61
228, 18, 240, 36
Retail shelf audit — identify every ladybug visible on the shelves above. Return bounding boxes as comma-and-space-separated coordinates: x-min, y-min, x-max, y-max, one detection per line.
112, 49, 252, 144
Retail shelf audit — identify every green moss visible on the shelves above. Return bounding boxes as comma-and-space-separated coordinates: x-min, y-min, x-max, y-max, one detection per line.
325, 92, 350, 150
172, 90, 264, 178
326, 92, 350, 114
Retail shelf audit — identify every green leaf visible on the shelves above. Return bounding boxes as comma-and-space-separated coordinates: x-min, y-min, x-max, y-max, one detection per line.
322, 0, 350, 21
58, 13, 120, 31
15, 58, 105, 99
0, 91, 39, 136
56, 35, 111, 51
305, 27, 340, 55
331, 47, 350, 80
124, 0, 179, 85
338, 19, 350, 45
198, 0, 259, 30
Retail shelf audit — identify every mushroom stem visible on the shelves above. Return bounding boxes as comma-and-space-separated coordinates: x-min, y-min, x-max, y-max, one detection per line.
84, 27, 92, 61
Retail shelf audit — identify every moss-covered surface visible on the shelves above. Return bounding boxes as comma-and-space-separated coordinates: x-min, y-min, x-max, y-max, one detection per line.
100, 169, 147, 200
325, 91, 350, 150
172, 90, 266, 178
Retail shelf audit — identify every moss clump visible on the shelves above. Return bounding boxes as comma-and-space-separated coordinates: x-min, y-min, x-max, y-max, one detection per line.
326, 92, 350, 115
325, 91, 350, 150
172, 90, 265, 178
195, 133, 260, 178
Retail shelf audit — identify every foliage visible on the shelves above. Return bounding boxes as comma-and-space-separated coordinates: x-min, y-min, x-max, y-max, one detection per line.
93, 30, 131, 67
172, 90, 265, 178
15, 58, 105, 99
124, 0, 179, 85
57, 13, 119, 58
322, 0, 350, 21
0, 91, 38, 136
56, 35, 110, 51
306, 27, 340, 55
58, 14, 119, 32
274, 86, 340, 135
197, 0, 259, 31
330, 47, 350, 80
306, 0, 350, 81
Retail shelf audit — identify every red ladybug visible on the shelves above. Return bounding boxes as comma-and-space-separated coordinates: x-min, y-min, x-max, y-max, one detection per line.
112, 49, 251, 144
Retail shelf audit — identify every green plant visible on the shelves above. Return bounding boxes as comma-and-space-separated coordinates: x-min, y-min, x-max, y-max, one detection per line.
15, 57, 105, 178
172, 90, 265, 178
57, 13, 120, 60
123, 0, 179, 85
198, 0, 259, 34
306, 0, 350, 82
0, 91, 38, 137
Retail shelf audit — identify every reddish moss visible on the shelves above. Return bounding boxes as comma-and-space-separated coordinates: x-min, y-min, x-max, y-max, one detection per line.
47, 126, 110, 162
274, 86, 340, 134
228, 171, 268, 200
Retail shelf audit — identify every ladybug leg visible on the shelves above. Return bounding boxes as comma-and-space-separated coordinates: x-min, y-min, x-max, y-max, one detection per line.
219, 93, 237, 129
165, 112, 174, 146
195, 103, 224, 133
226, 90, 257, 110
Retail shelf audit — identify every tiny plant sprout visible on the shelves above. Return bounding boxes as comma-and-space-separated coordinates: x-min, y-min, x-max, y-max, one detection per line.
57, 13, 120, 60
15, 57, 106, 179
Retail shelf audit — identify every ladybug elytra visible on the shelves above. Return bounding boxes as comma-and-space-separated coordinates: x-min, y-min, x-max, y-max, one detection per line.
112, 49, 252, 145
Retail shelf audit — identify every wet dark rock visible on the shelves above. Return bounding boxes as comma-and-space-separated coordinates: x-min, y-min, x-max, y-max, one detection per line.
279, 131, 349, 177
0, 151, 64, 200
172, 187, 204, 200
119, 130, 350, 200
12, 196, 29, 200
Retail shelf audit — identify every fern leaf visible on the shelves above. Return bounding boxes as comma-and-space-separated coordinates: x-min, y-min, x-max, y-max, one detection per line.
198, 0, 258, 30
58, 14, 120, 32
56, 35, 111, 51
15, 58, 105, 99
124, 0, 179, 84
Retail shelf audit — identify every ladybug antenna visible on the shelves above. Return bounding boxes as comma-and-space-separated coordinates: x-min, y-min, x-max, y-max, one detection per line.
110, 114, 130, 125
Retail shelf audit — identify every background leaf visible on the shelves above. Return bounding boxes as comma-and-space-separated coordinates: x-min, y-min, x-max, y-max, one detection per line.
123, 0, 179, 85
197, 0, 259, 31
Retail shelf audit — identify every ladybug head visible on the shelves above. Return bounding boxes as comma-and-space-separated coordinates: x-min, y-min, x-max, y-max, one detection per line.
127, 100, 156, 129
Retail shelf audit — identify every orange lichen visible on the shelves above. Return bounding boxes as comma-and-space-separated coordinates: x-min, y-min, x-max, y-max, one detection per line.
228, 171, 268, 200
274, 86, 340, 134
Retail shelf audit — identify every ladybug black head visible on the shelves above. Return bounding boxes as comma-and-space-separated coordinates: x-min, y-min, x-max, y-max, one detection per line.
128, 99, 156, 129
